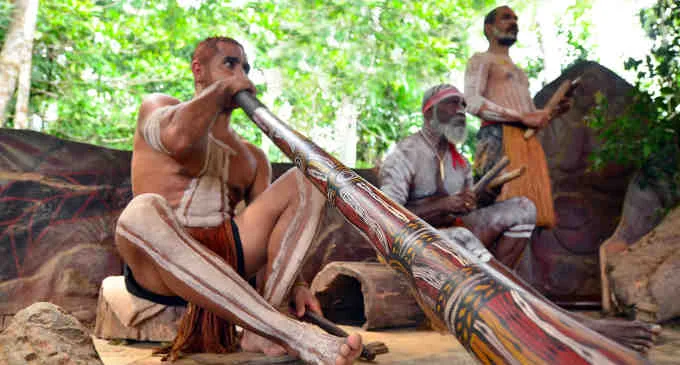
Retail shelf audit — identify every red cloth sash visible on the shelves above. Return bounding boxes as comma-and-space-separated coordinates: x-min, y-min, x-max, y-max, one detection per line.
482, 120, 499, 127
448, 143, 466, 169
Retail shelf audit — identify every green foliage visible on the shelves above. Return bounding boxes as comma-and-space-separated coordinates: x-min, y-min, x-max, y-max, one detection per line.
556, 0, 596, 71
1, 0, 497, 167
587, 0, 679, 187
0, 2, 12, 33
521, 57, 544, 81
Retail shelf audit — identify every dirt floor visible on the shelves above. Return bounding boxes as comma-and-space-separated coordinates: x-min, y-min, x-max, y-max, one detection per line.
96, 321, 680, 365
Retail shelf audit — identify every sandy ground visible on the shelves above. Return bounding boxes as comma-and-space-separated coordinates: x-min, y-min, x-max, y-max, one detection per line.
95, 322, 680, 365
94, 326, 477, 365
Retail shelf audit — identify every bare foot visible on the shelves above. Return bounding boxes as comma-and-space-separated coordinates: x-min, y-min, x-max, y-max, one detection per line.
240, 330, 287, 356
242, 327, 361, 364
295, 332, 362, 365
336, 334, 362, 365
580, 315, 662, 354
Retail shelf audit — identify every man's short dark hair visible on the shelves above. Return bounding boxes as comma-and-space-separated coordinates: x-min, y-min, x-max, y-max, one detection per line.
192, 36, 243, 65
484, 7, 500, 26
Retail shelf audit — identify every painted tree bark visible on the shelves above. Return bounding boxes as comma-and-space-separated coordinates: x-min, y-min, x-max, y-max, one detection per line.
0, 0, 39, 128
235, 91, 647, 365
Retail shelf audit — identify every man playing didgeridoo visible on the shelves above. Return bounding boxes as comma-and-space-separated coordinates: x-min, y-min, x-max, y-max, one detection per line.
114, 36, 361, 364
464, 5, 661, 353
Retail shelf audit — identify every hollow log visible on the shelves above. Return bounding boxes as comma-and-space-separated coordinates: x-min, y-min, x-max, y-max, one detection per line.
235, 91, 646, 365
311, 262, 425, 330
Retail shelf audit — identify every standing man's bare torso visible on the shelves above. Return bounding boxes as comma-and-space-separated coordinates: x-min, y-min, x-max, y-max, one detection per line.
479, 53, 533, 114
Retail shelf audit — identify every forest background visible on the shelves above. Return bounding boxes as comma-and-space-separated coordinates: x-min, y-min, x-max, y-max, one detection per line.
0, 0, 677, 174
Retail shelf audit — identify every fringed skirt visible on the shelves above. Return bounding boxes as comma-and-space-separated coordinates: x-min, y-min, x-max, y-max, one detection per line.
160, 219, 246, 361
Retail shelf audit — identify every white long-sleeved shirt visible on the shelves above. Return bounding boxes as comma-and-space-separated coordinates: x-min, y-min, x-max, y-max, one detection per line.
379, 130, 472, 206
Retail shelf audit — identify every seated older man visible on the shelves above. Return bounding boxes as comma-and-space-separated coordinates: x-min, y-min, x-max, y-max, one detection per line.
379, 84, 535, 268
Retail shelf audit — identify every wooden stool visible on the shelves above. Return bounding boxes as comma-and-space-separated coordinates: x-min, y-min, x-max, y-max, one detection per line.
94, 276, 184, 342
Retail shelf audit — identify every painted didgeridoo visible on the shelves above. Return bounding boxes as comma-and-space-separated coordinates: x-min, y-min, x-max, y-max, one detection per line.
234, 91, 647, 365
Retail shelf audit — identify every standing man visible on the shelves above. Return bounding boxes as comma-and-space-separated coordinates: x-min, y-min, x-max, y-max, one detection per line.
115, 36, 361, 365
379, 84, 536, 269
464, 5, 562, 228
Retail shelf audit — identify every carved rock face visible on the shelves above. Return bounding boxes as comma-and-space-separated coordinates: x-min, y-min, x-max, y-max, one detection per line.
0, 129, 131, 327
0, 302, 104, 365
524, 61, 636, 301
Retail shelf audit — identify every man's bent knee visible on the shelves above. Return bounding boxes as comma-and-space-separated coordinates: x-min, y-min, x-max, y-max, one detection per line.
288, 167, 322, 207
115, 193, 176, 249
117, 194, 171, 228
439, 227, 493, 263
507, 196, 536, 225
115, 194, 168, 252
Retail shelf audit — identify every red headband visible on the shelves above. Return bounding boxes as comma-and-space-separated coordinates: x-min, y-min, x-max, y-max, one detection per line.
422, 88, 463, 113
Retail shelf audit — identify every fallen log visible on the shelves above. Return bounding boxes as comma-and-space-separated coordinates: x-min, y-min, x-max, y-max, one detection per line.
235, 91, 646, 365
310, 262, 425, 330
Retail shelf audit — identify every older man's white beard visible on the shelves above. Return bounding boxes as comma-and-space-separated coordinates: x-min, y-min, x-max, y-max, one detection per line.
431, 117, 467, 145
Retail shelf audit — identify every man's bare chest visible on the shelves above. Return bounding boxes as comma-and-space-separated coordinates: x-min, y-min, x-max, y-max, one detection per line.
224, 148, 257, 191
488, 60, 527, 86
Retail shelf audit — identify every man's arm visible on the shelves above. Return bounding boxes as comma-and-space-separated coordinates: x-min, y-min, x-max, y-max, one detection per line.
464, 54, 548, 128
138, 79, 254, 161
405, 192, 475, 227
380, 147, 474, 226
378, 148, 413, 207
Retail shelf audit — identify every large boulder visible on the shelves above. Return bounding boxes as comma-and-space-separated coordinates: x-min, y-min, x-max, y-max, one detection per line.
524, 61, 639, 301
606, 206, 680, 322
0, 302, 103, 365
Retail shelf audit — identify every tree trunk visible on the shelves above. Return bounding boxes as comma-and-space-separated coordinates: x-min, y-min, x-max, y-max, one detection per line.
0, 0, 39, 127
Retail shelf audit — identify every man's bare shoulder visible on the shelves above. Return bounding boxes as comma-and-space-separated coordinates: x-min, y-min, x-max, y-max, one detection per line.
138, 93, 181, 124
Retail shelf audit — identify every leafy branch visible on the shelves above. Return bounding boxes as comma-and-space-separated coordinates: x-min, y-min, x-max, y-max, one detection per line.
586, 0, 679, 190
